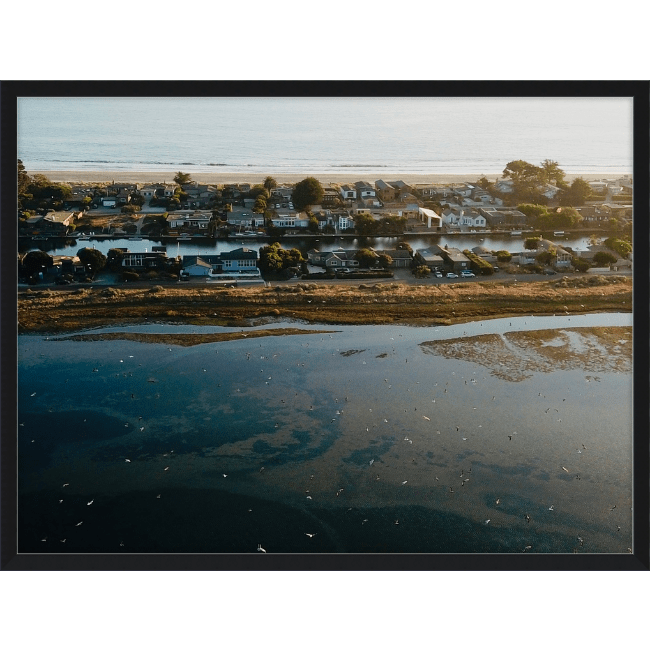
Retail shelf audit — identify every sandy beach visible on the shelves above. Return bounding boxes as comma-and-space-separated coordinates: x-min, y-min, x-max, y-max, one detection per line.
29, 170, 611, 186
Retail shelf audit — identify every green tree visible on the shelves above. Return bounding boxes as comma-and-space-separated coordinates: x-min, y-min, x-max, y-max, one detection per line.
524, 237, 541, 250
355, 248, 378, 268
377, 253, 393, 269
130, 194, 146, 207
396, 241, 413, 255
476, 176, 493, 190
77, 247, 107, 274
291, 177, 324, 211
22, 250, 52, 277
263, 177, 278, 194
559, 177, 592, 206
539, 159, 565, 186
571, 256, 590, 273
593, 251, 617, 266
354, 213, 377, 236
307, 216, 319, 233
495, 250, 512, 263
603, 237, 632, 258
412, 265, 430, 278
121, 204, 141, 215
106, 248, 125, 270
536, 250, 555, 265
173, 171, 192, 186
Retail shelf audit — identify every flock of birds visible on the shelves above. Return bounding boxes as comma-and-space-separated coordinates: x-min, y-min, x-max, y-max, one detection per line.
23, 327, 630, 555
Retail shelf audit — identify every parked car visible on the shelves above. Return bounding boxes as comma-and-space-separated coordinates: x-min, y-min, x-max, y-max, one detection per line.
434, 271, 443, 278
446, 272, 458, 279
493, 266, 500, 272
338, 268, 351, 274
544, 269, 557, 275
461, 270, 476, 277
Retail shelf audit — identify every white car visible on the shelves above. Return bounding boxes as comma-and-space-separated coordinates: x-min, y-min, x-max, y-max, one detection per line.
461, 271, 476, 278
446, 272, 458, 279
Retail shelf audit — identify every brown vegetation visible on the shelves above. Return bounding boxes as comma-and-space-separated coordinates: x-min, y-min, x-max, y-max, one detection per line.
18, 276, 632, 334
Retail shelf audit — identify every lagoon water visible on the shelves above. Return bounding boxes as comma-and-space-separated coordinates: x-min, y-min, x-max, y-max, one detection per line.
18, 97, 633, 177
18, 314, 633, 554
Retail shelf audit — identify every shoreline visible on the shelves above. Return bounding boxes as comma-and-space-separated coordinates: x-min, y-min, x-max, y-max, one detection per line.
28, 170, 618, 186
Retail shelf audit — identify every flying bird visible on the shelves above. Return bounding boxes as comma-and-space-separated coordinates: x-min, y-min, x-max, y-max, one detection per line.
87, 500, 94, 506
305, 533, 317, 538
125, 459, 131, 463
257, 544, 266, 553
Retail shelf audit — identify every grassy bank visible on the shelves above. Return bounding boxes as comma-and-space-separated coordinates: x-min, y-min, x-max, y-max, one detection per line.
18, 275, 632, 335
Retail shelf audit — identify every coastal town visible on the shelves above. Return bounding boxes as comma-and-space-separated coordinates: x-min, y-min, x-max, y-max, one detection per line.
18, 163, 633, 287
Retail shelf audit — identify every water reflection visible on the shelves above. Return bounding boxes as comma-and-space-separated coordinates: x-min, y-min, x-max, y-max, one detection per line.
18, 314, 633, 554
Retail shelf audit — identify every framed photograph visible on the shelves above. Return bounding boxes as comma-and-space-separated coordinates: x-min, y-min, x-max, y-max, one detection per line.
3, 81, 648, 571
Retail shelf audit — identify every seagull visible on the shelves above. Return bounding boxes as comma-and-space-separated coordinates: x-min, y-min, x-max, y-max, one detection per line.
164, 466, 169, 471
496, 498, 500, 505
394, 520, 399, 525
156, 494, 161, 499
401, 480, 408, 485
561, 466, 569, 472
30, 392, 36, 397
423, 416, 430, 421
125, 459, 131, 463
548, 505, 554, 511
62, 483, 69, 487
257, 544, 266, 553
223, 474, 227, 478
305, 533, 317, 538
484, 519, 491, 525
306, 495, 312, 500
76, 521, 83, 526
369, 459, 374, 466
523, 545, 532, 552
525, 514, 530, 523
87, 499, 94, 506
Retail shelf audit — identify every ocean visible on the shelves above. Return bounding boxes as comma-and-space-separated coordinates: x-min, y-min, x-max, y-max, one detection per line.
17, 97, 634, 177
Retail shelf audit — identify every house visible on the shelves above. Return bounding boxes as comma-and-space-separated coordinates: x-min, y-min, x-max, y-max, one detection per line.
479, 207, 527, 228
415, 248, 445, 270
376, 249, 412, 268
471, 246, 496, 263
418, 207, 442, 229
181, 248, 259, 277
166, 211, 212, 230
470, 187, 493, 203
494, 179, 514, 193
536, 238, 572, 269
375, 180, 409, 202
101, 196, 118, 208
440, 246, 471, 273
26, 211, 79, 235
270, 210, 309, 229
308, 248, 364, 269
139, 186, 158, 200
121, 251, 169, 270
340, 184, 357, 201
321, 188, 340, 207
452, 183, 474, 198
227, 207, 265, 229
354, 181, 376, 200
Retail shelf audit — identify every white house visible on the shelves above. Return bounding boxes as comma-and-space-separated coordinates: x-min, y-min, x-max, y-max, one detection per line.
418, 207, 442, 229
340, 184, 357, 201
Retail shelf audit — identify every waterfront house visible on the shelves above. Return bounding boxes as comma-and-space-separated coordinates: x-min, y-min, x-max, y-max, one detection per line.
181, 248, 259, 277
25, 211, 79, 236
121, 251, 169, 271
376, 249, 412, 268
536, 238, 572, 269
227, 207, 265, 230
437, 246, 471, 273
414, 248, 445, 270
418, 207, 442, 229
166, 211, 212, 230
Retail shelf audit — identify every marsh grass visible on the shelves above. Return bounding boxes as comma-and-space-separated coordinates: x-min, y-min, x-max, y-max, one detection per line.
18, 276, 632, 333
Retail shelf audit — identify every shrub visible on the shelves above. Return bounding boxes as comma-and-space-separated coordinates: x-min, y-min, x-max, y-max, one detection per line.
121, 270, 140, 282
